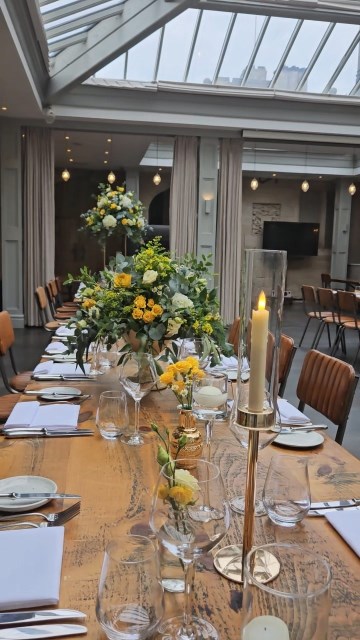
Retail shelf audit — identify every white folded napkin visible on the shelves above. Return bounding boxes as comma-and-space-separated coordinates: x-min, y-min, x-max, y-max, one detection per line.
326, 510, 360, 557
33, 362, 90, 377
5, 402, 80, 431
0, 527, 64, 610
45, 341, 68, 354
33, 361, 54, 375
277, 398, 311, 425
209, 355, 238, 371
55, 326, 75, 337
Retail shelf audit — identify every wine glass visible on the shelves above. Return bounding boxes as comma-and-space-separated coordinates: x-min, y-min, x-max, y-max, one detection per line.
192, 373, 228, 461
179, 338, 210, 369
119, 352, 157, 446
150, 457, 230, 640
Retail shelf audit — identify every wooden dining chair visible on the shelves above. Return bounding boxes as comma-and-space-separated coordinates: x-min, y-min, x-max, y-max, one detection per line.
34, 287, 61, 332
299, 285, 325, 348
278, 334, 297, 397
227, 317, 240, 355
0, 311, 33, 393
45, 283, 74, 320
331, 290, 360, 366
312, 287, 343, 351
51, 278, 79, 310
296, 349, 358, 445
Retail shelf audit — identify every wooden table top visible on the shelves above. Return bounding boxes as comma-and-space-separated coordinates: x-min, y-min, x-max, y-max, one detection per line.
1, 371, 360, 639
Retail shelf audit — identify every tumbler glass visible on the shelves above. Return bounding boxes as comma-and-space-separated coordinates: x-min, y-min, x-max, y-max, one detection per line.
96, 390, 129, 440
263, 454, 311, 527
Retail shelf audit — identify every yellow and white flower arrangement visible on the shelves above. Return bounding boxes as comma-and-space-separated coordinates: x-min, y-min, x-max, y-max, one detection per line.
79, 181, 148, 246
159, 356, 205, 409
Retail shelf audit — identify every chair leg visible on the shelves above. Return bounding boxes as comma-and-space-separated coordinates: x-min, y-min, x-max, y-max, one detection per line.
311, 321, 324, 349
299, 317, 311, 347
326, 324, 332, 348
335, 422, 346, 445
330, 326, 344, 356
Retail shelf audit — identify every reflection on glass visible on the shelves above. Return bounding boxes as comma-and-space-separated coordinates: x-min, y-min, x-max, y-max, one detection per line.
331, 47, 359, 96
217, 13, 266, 86
305, 23, 358, 93
274, 20, 329, 90
187, 11, 232, 84
158, 9, 199, 82
245, 16, 297, 88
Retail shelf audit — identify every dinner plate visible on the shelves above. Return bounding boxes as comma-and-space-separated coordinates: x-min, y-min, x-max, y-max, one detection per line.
0, 476, 57, 512
38, 386, 82, 401
273, 431, 324, 449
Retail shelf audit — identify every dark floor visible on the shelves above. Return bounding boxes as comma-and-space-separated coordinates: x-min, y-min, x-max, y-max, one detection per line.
3, 301, 360, 459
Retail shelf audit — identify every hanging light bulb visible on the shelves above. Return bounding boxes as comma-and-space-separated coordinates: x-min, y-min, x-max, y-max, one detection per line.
301, 179, 310, 193
250, 177, 259, 191
107, 170, 116, 184
153, 172, 162, 186
62, 168, 70, 182
349, 182, 356, 196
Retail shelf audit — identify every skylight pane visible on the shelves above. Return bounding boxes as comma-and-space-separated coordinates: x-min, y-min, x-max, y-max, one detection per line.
157, 10, 200, 82
274, 20, 329, 90
217, 13, 265, 86
187, 11, 232, 84
44, 1, 119, 28
245, 16, 297, 88
126, 30, 160, 82
95, 54, 125, 80
329, 47, 359, 96
305, 23, 359, 93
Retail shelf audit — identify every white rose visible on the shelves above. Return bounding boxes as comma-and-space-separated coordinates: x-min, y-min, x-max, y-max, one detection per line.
166, 317, 183, 337
143, 270, 158, 285
172, 292, 194, 310
102, 214, 117, 229
174, 469, 199, 492
121, 196, 132, 208
97, 197, 108, 208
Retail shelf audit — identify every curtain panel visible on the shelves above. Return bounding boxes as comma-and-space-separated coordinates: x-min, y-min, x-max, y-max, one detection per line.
169, 136, 198, 256
24, 127, 55, 325
216, 139, 243, 325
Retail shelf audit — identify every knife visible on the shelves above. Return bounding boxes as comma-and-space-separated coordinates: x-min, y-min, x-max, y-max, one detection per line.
0, 623, 87, 638
310, 498, 360, 510
24, 390, 81, 396
0, 493, 81, 499
0, 610, 86, 626
3, 429, 94, 438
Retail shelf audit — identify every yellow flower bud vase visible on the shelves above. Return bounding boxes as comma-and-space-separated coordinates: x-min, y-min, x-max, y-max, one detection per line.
171, 409, 203, 469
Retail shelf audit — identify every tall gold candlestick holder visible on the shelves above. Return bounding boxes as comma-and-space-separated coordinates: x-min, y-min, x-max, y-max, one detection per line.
214, 249, 286, 584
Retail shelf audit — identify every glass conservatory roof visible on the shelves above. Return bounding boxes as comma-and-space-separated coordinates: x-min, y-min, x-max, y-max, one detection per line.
38, 1, 360, 99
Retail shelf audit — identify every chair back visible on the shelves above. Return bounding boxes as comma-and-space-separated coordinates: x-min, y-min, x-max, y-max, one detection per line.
321, 273, 332, 288
317, 287, 337, 320
337, 290, 359, 327
278, 334, 296, 397
0, 311, 15, 355
301, 285, 320, 317
297, 349, 357, 444
228, 317, 240, 355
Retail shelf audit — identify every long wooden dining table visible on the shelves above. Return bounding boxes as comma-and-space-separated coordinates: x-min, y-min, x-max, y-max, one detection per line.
1, 369, 359, 639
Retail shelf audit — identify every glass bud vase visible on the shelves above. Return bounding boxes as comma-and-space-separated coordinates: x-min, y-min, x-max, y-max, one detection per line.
171, 409, 203, 469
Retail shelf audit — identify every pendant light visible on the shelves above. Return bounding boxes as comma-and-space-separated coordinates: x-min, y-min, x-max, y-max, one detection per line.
301, 148, 309, 192
250, 145, 259, 191
153, 138, 162, 186
106, 138, 116, 184
61, 135, 70, 182
348, 153, 356, 196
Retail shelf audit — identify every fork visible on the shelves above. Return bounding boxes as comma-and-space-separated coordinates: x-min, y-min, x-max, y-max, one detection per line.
0, 501, 80, 529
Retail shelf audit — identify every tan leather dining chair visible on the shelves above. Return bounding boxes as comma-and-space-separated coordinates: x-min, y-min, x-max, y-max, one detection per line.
0, 311, 33, 393
296, 349, 358, 445
331, 290, 360, 365
35, 287, 61, 332
299, 285, 330, 348
278, 334, 296, 397
45, 283, 75, 320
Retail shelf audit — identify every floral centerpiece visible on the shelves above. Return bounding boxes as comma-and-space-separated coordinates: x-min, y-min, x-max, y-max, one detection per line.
65, 237, 233, 369
79, 182, 148, 263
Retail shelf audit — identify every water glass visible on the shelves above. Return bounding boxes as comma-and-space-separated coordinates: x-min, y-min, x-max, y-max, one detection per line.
96, 390, 129, 440
96, 535, 164, 640
241, 542, 332, 640
263, 454, 311, 527
179, 338, 211, 369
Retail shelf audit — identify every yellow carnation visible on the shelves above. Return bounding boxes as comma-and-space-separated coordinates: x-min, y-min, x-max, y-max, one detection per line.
132, 308, 143, 320
121, 218, 129, 226
158, 485, 169, 500
134, 295, 146, 309
110, 203, 117, 209
175, 360, 191, 374
143, 310, 155, 323
152, 304, 163, 317
114, 273, 131, 288
168, 485, 193, 505
147, 299, 155, 308
82, 298, 96, 309
160, 371, 175, 385
173, 380, 185, 392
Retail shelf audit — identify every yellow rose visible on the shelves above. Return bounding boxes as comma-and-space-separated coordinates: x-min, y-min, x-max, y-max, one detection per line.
152, 304, 163, 317
117, 186, 125, 193
175, 360, 191, 374
110, 203, 117, 209
143, 310, 155, 323
132, 308, 143, 320
160, 371, 174, 385
147, 299, 155, 308
114, 273, 131, 288
134, 295, 146, 309
82, 298, 96, 309
86, 216, 94, 226
121, 218, 129, 225
100, 208, 105, 215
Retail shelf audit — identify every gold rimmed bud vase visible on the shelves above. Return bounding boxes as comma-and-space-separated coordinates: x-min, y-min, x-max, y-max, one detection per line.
171, 409, 203, 469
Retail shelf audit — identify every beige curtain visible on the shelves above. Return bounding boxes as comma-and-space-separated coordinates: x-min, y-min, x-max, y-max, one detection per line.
24, 127, 55, 325
169, 136, 198, 255
216, 139, 243, 325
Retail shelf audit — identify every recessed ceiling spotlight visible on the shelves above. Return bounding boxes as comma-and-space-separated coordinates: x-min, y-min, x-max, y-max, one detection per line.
66, 148, 71, 153
1, 106, 7, 111
65, 135, 70, 140
272, 173, 277, 177
105, 150, 109, 155
104, 160, 108, 164
69, 158, 73, 163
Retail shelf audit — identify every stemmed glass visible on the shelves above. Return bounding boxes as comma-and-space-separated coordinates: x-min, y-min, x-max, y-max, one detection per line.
192, 373, 228, 461
150, 458, 230, 640
119, 352, 157, 446
179, 338, 211, 369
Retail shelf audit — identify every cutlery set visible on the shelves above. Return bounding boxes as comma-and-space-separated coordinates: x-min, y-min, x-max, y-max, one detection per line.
0, 611, 87, 638
309, 498, 360, 516
3, 428, 94, 438
0, 501, 81, 529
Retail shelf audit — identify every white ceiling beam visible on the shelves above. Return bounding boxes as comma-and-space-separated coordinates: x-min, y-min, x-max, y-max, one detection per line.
47, 0, 192, 100
45, 6, 123, 39
48, 32, 88, 54
41, 0, 114, 25
188, 0, 360, 24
